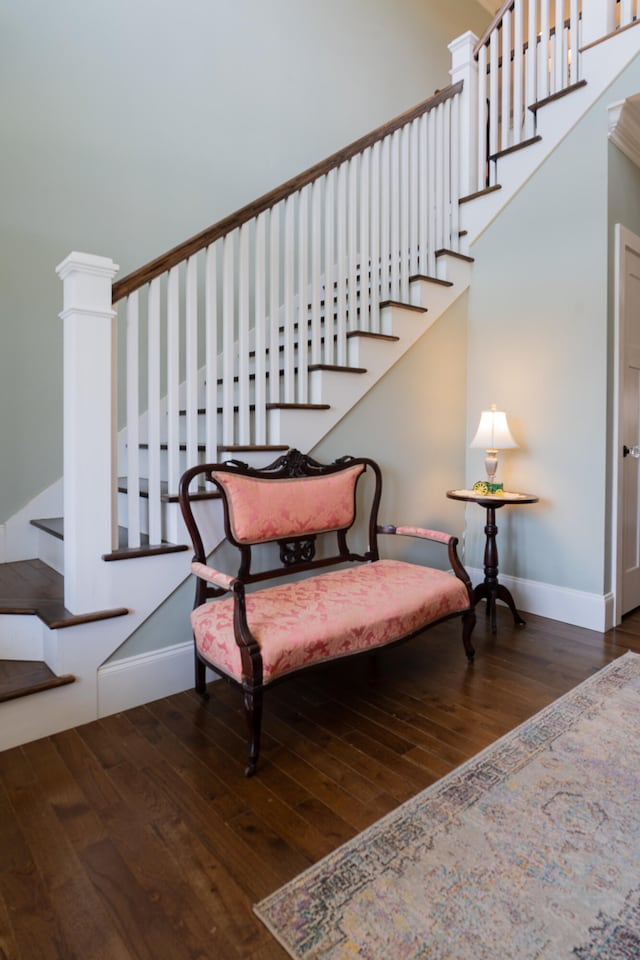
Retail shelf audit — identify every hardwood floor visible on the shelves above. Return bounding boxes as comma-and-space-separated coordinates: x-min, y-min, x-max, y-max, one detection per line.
1, 606, 640, 959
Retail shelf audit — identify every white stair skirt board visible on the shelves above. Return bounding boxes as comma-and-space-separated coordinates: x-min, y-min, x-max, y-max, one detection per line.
466, 566, 615, 633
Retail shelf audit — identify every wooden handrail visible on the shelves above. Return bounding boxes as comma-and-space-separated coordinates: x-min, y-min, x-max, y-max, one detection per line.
112, 81, 463, 304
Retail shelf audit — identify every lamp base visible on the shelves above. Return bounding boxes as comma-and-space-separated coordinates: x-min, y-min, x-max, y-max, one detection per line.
473, 480, 504, 494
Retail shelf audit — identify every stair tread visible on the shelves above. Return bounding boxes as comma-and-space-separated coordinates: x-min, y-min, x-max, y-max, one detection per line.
118, 477, 220, 503
0, 659, 75, 704
0, 559, 128, 628
32, 517, 186, 553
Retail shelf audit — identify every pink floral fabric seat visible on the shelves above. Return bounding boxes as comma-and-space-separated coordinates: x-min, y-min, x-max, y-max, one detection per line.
179, 449, 476, 776
190, 558, 471, 685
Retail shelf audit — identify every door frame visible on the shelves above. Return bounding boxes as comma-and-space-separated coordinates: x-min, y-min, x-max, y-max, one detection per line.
612, 222, 640, 625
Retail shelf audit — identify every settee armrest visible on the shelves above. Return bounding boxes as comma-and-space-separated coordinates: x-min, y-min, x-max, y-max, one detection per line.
377, 523, 454, 545
377, 524, 472, 592
191, 561, 238, 593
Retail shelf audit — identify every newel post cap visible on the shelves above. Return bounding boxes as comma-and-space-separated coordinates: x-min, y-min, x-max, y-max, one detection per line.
56, 251, 120, 315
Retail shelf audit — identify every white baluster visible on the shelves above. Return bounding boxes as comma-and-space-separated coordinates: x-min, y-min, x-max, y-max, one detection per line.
237, 224, 251, 442
380, 136, 391, 303
324, 169, 336, 364
450, 94, 460, 251
539, 1, 550, 100
146, 277, 162, 545
126, 291, 141, 548
569, 0, 580, 84
205, 242, 218, 461
489, 29, 500, 174
222, 231, 235, 446
554, 0, 566, 92
166, 265, 180, 496
359, 148, 371, 333
477, 43, 488, 191
336, 163, 348, 365
253, 215, 267, 444
310, 179, 323, 364
297, 187, 309, 403
513, 1, 524, 144
427, 108, 437, 273
399, 124, 410, 302
348, 156, 359, 333
369, 141, 381, 333
621, 0, 634, 28
418, 112, 429, 276
283, 195, 296, 401
441, 100, 452, 251
185, 254, 199, 468
501, 7, 513, 152
581, 0, 617, 42
269, 204, 281, 402
435, 105, 444, 251
409, 119, 419, 278
390, 130, 401, 301
525, 0, 537, 139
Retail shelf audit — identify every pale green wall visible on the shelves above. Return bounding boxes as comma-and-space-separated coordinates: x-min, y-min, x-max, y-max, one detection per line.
465, 54, 640, 598
0, 0, 490, 525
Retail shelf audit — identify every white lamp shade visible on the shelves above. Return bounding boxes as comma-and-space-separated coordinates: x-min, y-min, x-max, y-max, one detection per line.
470, 408, 517, 450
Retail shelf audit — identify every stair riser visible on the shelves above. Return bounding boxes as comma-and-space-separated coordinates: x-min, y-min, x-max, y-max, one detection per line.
0, 614, 46, 662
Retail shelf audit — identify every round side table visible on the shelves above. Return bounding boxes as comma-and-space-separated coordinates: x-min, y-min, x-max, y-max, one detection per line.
447, 489, 539, 634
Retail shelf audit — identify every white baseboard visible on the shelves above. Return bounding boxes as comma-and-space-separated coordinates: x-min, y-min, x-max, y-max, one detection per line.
467, 567, 614, 633
97, 640, 218, 718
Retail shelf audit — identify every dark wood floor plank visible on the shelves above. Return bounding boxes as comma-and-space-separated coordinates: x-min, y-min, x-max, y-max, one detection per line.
1, 608, 640, 959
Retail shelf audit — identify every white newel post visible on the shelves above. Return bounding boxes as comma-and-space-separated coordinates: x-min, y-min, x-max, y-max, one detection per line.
449, 31, 479, 199
56, 252, 120, 614
580, 0, 616, 47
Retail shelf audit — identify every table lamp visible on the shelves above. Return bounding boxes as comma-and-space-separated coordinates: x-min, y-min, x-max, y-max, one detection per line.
470, 404, 517, 493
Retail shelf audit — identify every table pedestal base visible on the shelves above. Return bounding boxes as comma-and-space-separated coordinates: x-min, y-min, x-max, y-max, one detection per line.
472, 580, 526, 634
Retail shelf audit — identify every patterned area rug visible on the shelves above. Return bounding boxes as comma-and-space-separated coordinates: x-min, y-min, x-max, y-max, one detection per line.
254, 652, 640, 959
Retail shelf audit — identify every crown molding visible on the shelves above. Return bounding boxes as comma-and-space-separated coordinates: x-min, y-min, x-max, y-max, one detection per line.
609, 93, 640, 168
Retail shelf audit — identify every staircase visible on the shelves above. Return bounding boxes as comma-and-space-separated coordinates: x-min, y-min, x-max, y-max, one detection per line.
1, 0, 639, 751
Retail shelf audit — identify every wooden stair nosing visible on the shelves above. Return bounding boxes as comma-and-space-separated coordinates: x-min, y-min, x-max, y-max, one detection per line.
528, 79, 587, 114
346, 330, 400, 342
408, 274, 454, 287
265, 402, 331, 411
434, 248, 475, 263
379, 299, 428, 313
489, 134, 542, 163
307, 363, 367, 374
0, 660, 76, 704
459, 184, 502, 204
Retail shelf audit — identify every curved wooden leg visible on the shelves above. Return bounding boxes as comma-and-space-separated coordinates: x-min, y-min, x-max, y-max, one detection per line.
462, 609, 476, 663
243, 685, 263, 778
195, 652, 209, 700
496, 583, 526, 628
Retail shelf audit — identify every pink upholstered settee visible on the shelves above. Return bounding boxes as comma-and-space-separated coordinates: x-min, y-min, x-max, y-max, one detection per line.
179, 449, 476, 776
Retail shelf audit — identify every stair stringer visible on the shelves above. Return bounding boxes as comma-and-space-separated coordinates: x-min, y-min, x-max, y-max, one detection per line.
460, 24, 640, 246
266, 259, 472, 450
